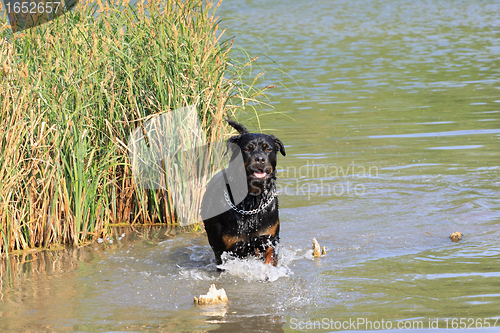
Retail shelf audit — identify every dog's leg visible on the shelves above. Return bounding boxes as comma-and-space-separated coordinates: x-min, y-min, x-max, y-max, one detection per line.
264, 247, 278, 266
214, 251, 223, 266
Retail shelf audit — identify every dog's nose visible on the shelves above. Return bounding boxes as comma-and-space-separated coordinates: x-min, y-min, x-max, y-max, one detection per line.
255, 156, 266, 164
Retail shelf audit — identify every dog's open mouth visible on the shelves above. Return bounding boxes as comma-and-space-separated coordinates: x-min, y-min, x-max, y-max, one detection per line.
253, 171, 267, 179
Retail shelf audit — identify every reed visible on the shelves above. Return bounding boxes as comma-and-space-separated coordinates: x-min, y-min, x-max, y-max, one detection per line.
0, 0, 266, 255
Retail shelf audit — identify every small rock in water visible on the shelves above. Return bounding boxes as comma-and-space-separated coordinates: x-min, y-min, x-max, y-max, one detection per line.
321, 246, 326, 255
194, 284, 228, 305
450, 232, 463, 242
312, 238, 321, 257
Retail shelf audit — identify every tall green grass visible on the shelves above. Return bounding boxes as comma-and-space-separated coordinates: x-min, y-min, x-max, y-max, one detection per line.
0, 0, 266, 255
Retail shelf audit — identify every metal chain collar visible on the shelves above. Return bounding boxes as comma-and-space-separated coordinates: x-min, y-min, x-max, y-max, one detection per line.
223, 189, 277, 215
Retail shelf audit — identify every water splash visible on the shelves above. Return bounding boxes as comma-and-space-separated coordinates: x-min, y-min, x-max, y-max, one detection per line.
176, 246, 307, 282
216, 246, 303, 282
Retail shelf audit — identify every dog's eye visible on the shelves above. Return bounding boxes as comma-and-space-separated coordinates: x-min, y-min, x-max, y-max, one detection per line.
262, 144, 271, 152
245, 144, 254, 152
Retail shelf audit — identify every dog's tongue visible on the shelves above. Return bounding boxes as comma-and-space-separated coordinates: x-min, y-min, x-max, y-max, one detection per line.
254, 172, 267, 179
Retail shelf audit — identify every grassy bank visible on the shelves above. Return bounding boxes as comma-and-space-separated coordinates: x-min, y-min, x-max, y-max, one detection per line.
0, 0, 263, 255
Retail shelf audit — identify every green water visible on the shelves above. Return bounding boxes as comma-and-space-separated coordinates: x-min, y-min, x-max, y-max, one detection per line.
1, 0, 500, 331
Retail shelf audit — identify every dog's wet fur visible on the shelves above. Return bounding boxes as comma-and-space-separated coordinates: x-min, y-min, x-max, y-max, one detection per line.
201, 119, 286, 267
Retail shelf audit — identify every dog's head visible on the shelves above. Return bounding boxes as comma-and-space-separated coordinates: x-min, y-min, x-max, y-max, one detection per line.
226, 119, 286, 194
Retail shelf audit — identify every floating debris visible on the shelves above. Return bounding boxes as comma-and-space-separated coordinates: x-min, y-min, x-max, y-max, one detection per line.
450, 232, 463, 242
312, 238, 321, 257
194, 284, 228, 305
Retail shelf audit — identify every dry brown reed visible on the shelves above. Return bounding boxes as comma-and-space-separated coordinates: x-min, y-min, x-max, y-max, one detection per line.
0, 0, 265, 255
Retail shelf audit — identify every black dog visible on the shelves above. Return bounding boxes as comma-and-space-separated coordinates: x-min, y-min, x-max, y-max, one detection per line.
201, 119, 286, 267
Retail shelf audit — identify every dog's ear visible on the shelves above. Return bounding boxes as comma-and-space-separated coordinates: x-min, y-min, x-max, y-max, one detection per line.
226, 119, 249, 135
226, 135, 241, 146
269, 135, 286, 156
224, 135, 241, 158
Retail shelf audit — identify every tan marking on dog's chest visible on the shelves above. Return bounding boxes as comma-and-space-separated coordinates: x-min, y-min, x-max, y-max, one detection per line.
222, 234, 248, 250
256, 221, 279, 237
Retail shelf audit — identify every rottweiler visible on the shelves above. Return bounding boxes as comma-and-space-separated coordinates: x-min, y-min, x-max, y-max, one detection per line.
201, 119, 286, 267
